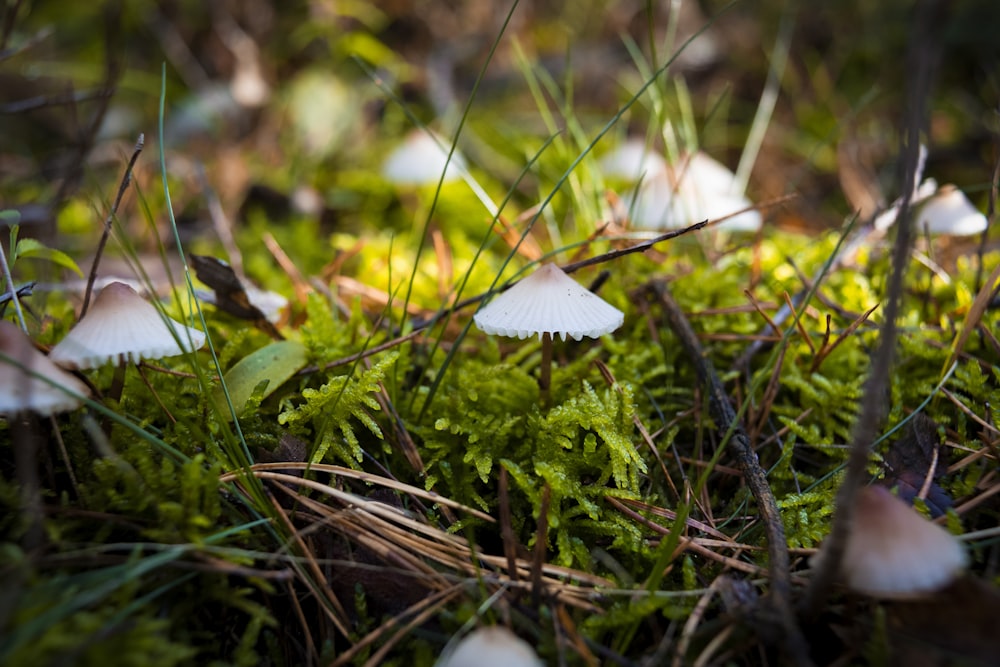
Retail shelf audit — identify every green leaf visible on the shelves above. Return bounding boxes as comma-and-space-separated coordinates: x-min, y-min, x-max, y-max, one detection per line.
14, 237, 84, 276
214, 340, 308, 418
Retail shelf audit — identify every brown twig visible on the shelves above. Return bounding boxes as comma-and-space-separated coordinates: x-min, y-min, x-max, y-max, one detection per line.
648, 280, 811, 666
808, 303, 879, 373
800, 0, 947, 618
81, 134, 144, 317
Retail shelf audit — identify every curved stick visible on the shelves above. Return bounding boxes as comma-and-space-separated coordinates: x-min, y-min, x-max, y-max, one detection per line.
650, 280, 812, 667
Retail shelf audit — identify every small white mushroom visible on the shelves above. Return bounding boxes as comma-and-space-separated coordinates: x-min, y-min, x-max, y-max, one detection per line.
474, 263, 623, 342
474, 263, 623, 394
672, 152, 762, 232
874, 179, 987, 236
382, 129, 466, 186
914, 184, 988, 235
599, 139, 669, 183
435, 626, 542, 667
0, 320, 89, 416
600, 142, 761, 231
50, 282, 206, 369
811, 485, 967, 599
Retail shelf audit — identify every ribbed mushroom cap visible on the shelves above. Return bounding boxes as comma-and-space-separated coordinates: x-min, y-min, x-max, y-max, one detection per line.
435, 627, 542, 667
812, 485, 967, 599
474, 263, 624, 342
50, 282, 206, 369
382, 130, 466, 186
0, 320, 89, 416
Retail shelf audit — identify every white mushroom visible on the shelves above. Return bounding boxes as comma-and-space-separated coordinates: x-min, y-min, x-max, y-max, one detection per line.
474, 263, 623, 394
811, 485, 967, 599
474, 263, 623, 342
0, 320, 89, 416
435, 626, 542, 667
601, 142, 761, 231
874, 179, 987, 236
671, 152, 762, 232
382, 129, 466, 186
599, 139, 668, 183
50, 282, 206, 369
914, 184, 988, 235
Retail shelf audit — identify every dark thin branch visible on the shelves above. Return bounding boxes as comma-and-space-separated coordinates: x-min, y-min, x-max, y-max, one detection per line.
408, 217, 710, 333
560, 220, 708, 274
648, 280, 812, 667
81, 134, 144, 317
801, 0, 947, 617
0, 281, 34, 308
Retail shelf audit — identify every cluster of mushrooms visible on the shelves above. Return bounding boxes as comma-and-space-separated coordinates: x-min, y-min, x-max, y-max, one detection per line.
1, 282, 205, 418
0, 131, 983, 661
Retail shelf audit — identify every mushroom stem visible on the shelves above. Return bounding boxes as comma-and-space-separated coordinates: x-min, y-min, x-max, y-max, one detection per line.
101, 362, 127, 434
539, 332, 553, 400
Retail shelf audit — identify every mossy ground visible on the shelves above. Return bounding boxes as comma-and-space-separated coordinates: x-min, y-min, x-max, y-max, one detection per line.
2, 2, 1000, 665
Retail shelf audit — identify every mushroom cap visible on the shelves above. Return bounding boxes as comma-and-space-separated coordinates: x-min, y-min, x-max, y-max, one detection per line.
474, 263, 624, 342
813, 485, 967, 599
49, 282, 206, 369
915, 184, 987, 235
676, 152, 762, 232
599, 139, 669, 182
874, 179, 987, 235
435, 627, 542, 667
607, 148, 761, 231
0, 320, 89, 416
382, 130, 466, 186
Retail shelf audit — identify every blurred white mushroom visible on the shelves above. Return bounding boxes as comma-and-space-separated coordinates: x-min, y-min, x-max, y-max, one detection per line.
50, 282, 206, 369
811, 485, 967, 599
435, 626, 542, 667
382, 129, 466, 186
874, 179, 987, 236
0, 321, 89, 416
599, 139, 668, 183
673, 152, 762, 232
601, 142, 761, 231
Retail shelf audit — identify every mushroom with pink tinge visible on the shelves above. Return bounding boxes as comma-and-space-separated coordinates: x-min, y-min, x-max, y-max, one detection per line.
50, 282, 206, 369
474, 263, 623, 395
435, 626, 542, 667
0, 320, 89, 416
811, 485, 967, 599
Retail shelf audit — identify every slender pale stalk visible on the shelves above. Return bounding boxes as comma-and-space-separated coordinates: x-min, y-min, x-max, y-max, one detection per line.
539, 332, 553, 401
